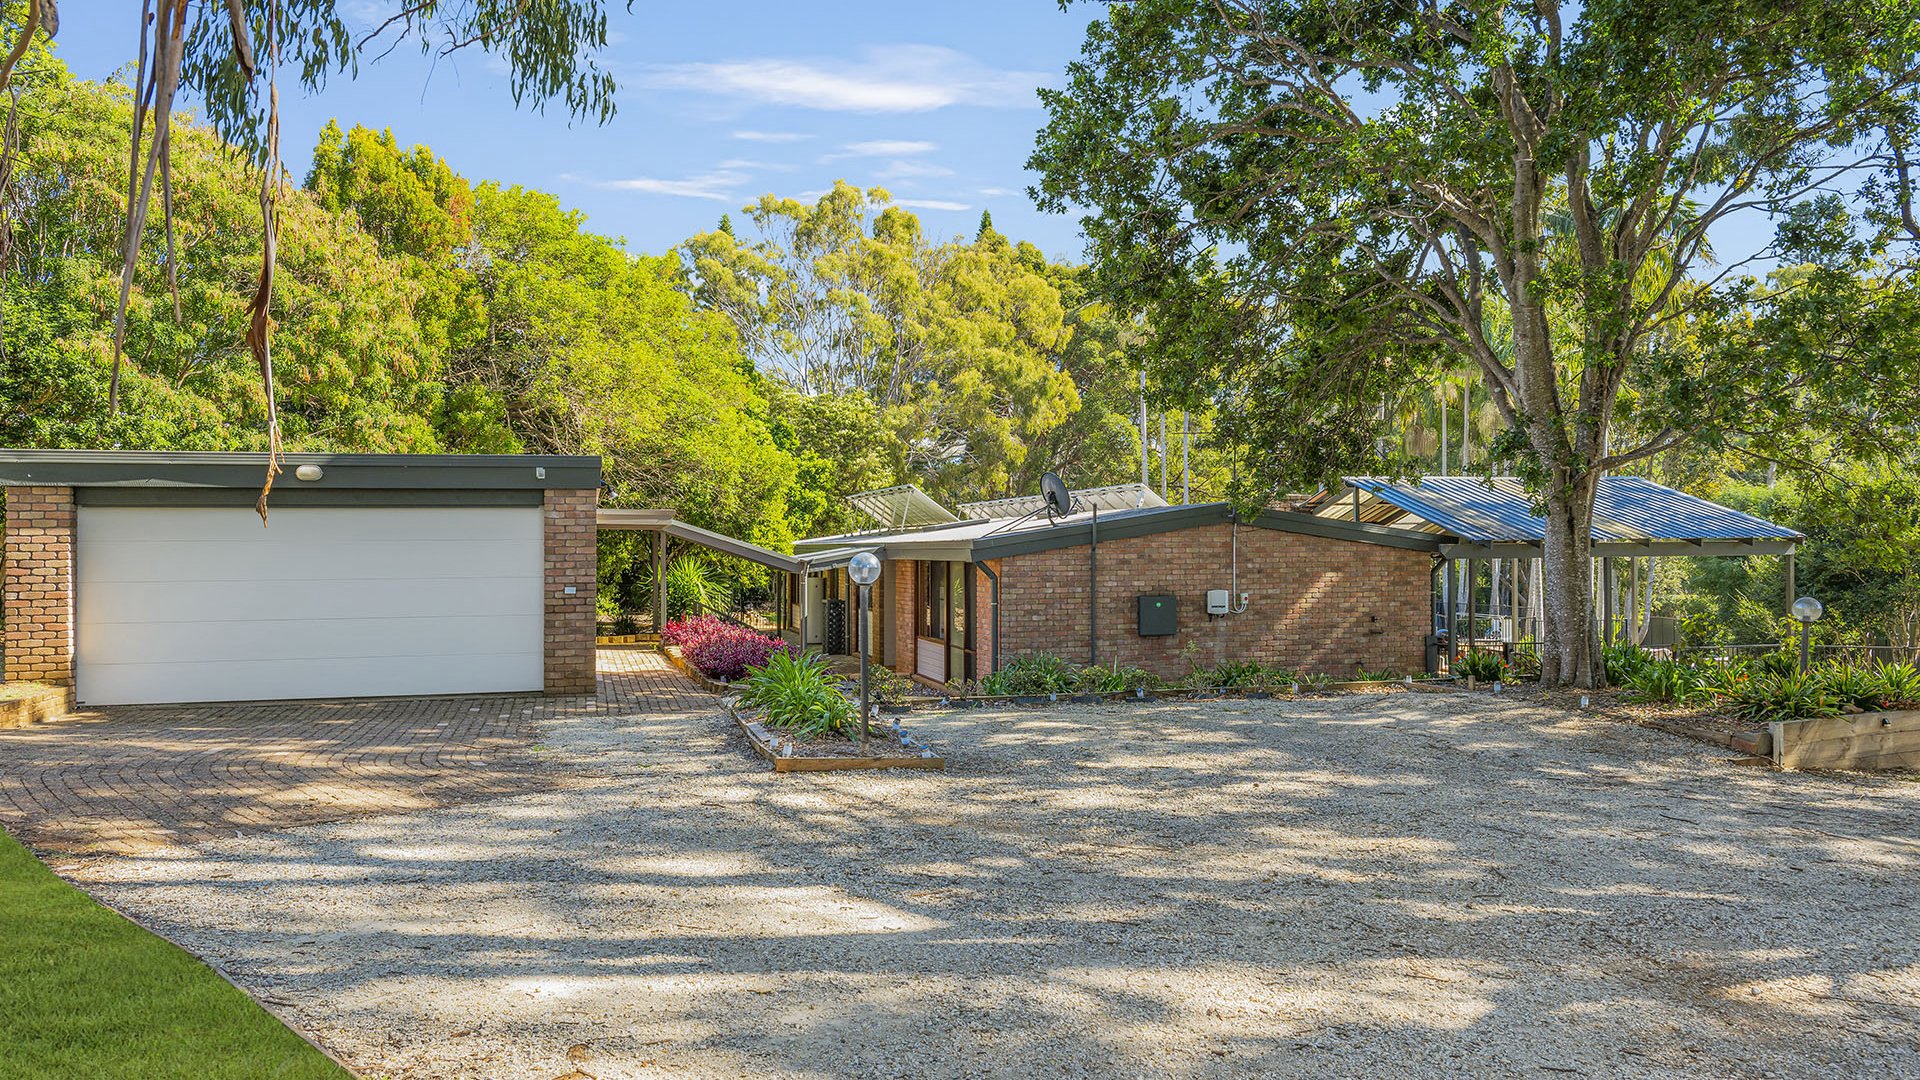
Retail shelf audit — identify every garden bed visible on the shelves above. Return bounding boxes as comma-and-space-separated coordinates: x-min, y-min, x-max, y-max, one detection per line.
901, 675, 1452, 710
663, 645, 742, 694
728, 699, 945, 773
0, 682, 71, 729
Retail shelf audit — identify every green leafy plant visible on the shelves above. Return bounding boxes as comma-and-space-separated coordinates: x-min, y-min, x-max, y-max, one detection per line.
1692, 655, 1755, 698
863, 665, 921, 705
1625, 659, 1706, 705
1603, 644, 1654, 685
979, 653, 1080, 696
1454, 650, 1509, 681
1294, 672, 1334, 691
1817, 664, 1883, 712
738, 651, 857, 737
1070, 661, 1164, 694
1723, 670, 1844, 726
1354, 667, 1405, 682
1868, 661, 1920, 709
1757, 649, 1800, 677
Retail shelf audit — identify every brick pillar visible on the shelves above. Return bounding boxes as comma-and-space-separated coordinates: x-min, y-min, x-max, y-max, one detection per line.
892, 559, 916, 677
4, 486, 76, 685
544, 488, 598, 694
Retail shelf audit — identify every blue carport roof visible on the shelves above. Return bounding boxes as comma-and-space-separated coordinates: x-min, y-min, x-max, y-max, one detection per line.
1342, 475, 1803, 544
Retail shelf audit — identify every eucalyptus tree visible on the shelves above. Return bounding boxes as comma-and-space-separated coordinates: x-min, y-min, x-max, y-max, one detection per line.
0, 1, 625, 514
1031, 0, 1920, 685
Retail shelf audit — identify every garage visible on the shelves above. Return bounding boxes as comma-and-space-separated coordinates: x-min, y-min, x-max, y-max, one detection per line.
1, 451, 602, 706
74, 505, 544, 706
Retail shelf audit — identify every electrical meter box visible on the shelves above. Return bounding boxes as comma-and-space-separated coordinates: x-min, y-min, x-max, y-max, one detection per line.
1206, 589, 1231, 615
1137, 594, 1177, 636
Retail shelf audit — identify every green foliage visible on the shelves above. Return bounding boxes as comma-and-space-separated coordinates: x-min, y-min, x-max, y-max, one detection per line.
1870, 661, 1920, 709
1071, 661, 1164, 694
738, 651, 858, 738
864, 665, 922, 706
1604, 645, 1655, 686
1030, 0, 1920, 686
979, 653, 1082, 696
1624, 660, 1708, 705
1723, 671, 1844, 727
1454, 651, 1509, 682
1187, 659, 1295, 690
640, 556, 737, 621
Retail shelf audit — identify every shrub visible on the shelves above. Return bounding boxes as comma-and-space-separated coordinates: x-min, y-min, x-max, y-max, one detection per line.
863, 665, 921, 705
1757, 649, 1799, 677
979, 653, 1080, 696
1870, 660, 1920, 709
683, 624, 796, 682
1603, 644, 1654, 685
1454, 649, 1508, 681
1818, 664, 1883, 712
1723, 670, 1843, 726
1072, 661, 1164, 694
1625, 658, 1706, 704
739, 651, 857, 737
662, 614, 730, 651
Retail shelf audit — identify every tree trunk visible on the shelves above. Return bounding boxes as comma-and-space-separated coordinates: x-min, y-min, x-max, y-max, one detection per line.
1538, 475, 1601, 688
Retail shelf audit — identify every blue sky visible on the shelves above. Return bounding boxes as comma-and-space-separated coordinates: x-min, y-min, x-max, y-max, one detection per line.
51, 2, 1098, 259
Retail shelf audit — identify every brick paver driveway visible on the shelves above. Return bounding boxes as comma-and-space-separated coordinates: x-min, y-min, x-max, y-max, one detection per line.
0, 649, 697, 855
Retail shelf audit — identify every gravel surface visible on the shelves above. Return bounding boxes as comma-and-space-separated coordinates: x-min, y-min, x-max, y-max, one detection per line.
62, 687, 1920, 1080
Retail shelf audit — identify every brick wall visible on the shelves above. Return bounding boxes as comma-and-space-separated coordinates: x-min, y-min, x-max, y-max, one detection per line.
995, 523, 1430, 679
974, 560, 999, 677
544, 488, 599, 694
3, 486, 76, 685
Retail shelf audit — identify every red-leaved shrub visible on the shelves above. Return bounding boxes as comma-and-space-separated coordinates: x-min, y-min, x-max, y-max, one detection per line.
662, 615, 731, 651
682, 624, 797, 682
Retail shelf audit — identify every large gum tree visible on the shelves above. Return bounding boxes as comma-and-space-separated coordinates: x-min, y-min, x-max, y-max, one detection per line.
1031, 0, 1920, 686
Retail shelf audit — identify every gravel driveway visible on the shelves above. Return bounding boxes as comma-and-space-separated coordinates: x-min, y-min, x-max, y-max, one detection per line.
60, 684, 1920, 1080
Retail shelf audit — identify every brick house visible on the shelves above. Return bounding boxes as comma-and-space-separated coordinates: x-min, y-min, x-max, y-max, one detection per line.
0, 450, 601, 706
791, 495, 1442, 686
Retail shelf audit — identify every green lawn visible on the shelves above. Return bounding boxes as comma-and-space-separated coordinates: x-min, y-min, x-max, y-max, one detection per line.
0, 828, 353, 1079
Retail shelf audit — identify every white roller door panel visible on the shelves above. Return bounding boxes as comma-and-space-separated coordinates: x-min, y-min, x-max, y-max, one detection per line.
75, 506, 545, 706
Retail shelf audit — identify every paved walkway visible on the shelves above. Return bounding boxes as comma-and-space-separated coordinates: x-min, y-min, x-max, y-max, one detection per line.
0, 649, 700, 855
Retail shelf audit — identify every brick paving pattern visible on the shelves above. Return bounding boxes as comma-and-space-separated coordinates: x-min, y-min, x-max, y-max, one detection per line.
0, 648, 706, 855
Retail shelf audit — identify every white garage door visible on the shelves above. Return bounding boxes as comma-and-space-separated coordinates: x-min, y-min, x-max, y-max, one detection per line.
75, 505, 544, 706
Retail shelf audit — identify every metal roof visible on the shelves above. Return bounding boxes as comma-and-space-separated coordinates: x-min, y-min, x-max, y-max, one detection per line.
844, 484, 957, 530
796, 500, 1441, 563
959, 483, 1168, 519
596, 508, 804, 574
1326, 476, 1803, 546
0, 449, 601, 491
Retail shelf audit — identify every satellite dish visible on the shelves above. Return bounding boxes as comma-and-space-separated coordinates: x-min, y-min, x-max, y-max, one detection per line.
1040, 471, 1071, 521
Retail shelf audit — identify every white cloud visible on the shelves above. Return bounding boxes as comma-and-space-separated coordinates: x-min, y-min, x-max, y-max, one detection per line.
978, 186, 1016, 197
896, 198, 971, 212
840, 139, 937, 157
877, 159, 955, 180
642, 45, 1052, 113
734, 130, 811, 143
598, 170, 746, 201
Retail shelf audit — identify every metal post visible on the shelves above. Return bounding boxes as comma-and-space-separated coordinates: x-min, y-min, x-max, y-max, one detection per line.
1159, 412, 1168, 499
1603, 557, 1616, 648
1465, 558, 1478, 653
1138, 368, 1149, 504
857, 583, 872, 753
1798, 620, 1810, 676
1181, 411, 1190, 504
1783, 552, 1796, 614
653, 531, 667, 634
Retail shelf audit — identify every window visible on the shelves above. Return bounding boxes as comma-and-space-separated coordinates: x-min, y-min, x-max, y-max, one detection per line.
918, 561, 948, 641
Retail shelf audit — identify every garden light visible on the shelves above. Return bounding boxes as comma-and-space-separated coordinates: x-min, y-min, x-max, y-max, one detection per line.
849, 550, 882, 752
1792, 595, 1824, 674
